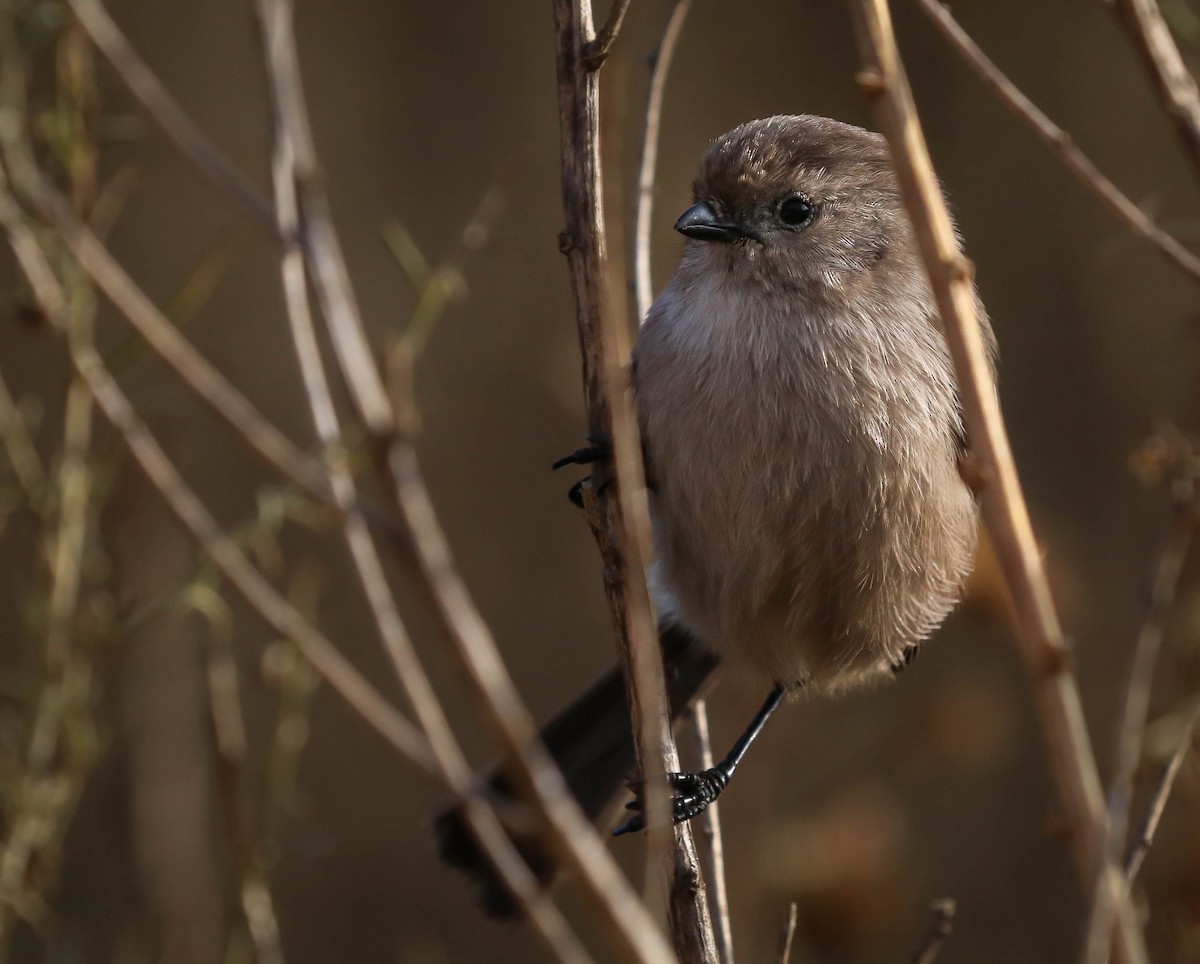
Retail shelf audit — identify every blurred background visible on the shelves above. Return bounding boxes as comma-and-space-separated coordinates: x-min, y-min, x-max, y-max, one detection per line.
3, 0, 1200, 961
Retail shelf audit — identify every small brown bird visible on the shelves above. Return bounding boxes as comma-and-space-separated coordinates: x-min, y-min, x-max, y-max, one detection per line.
436, 113, 993, 913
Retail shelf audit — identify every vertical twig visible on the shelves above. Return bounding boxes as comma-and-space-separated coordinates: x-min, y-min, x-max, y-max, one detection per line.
553, 0, 719, 959
683, 702, 733, 963
633, 0, 691, 321
846, 3, 1148, 963
21, 190, 334, 500
0, 18, 100, 941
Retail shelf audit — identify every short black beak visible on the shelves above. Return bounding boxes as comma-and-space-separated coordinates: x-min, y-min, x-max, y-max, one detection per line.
674, 202, 743, 243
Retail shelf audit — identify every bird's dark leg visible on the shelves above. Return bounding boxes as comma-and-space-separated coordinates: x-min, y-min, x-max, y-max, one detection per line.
614, 683, 786, 835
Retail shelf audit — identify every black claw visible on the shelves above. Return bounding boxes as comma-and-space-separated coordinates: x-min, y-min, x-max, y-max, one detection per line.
552, 436, 612, 471
567, 479, 585, 508
556, 437, 613, 507
890, 645, 920, 674
563, 470, 614, 509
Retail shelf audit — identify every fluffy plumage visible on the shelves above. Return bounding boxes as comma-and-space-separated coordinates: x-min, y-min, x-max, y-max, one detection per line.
637, 114, 990, 690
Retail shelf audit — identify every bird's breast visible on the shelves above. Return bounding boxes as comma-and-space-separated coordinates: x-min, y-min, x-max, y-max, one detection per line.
633, 276, 975, 688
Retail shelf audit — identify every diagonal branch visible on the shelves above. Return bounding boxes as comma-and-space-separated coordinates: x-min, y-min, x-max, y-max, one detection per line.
64, 0, 276, 229
1125, 698, 1200, 882
69, 343, 599, 961
260, 62, 590, 961
910, 0, 1200, 285
582, 0, 633, 70
1085, 473, 1198, 960
6, 178, 333, 502
68, 345, 434, 770
1110, 0, 1200, 185
846, 2, 1149, 963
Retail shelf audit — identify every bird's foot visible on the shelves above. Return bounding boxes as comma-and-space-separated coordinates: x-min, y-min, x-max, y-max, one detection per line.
553, 436, 612, 508
613, 766, 730, 836
890, 644, 920, 675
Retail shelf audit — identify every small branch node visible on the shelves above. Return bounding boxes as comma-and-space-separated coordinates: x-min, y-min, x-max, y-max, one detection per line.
855, 67, 888, 97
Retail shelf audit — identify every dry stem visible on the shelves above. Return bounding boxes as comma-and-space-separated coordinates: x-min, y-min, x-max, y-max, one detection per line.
1084, 487, 1197, 962
847, 2, 1148, 962
911, 0, 1200, 285
10, 176, 333, 502
256, 23, 589, 955
256, 1, 676, 959
683, 701, 732, 963
70, 345, 435, 771
776, 902, 798, 964
911, 899, 956, 964
64, 0, 275, 229
553, 0, 718, 959
1109, 0, 1200, 185
583, 0, 633, 70
1125, 699, 1200, 882
633, 0, 692, 322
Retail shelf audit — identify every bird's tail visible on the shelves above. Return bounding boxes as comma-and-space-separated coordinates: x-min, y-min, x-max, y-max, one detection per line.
432, 624, 718, 918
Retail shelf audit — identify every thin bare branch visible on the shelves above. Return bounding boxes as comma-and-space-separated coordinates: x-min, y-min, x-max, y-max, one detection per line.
0, 14, 68, 331
1109, 0, 1200, 182
683, 701, 733, 963
634, 0, 691, 321
911, 899, 956, 964
198, 596, 286, 964
64, 0, 276, 229
582, 0, 633, 70
68, 344, 435, 773
8, 175, 333, 502
255, 0, 394, 436
554, 0, 718, 959
261, 74, 590, 963
0, 361, 46, 507
77, 329, 596, 956
847, 3, 1149, 963
910, 0, 1200, 286
776, 902, 798, 964
0, 311, 96, 948
255, 2, 676, 959
387, 446, 668, 964
1084, 488, 1197, 962
0, 32, 102, 939
1125, 699, 1200, 882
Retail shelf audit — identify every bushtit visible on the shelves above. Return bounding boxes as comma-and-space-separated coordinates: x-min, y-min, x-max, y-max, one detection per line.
436, 114, 993, 915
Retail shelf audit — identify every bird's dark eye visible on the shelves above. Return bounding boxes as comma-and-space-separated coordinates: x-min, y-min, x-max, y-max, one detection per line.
777, 194, 817, 229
